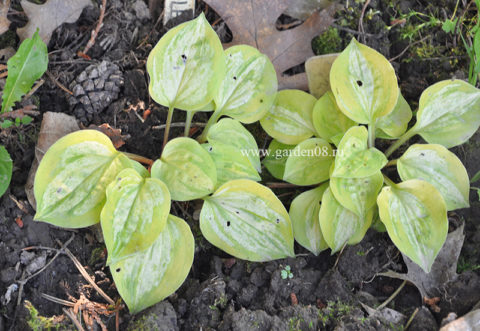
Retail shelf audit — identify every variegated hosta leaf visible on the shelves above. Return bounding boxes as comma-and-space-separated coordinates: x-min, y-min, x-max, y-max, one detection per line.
330, 38, 399, 124
283, 138, 334, 185
412, 79, 480, 148
376, 91, 412, 139
207, 118, 261, 172
260, 89, 316, 145
330, 171, 383, 217
152, 137, 216, 201
312, 91, 356, 146
377, 179, 448, 273
200, 179, 295, 261
289, 183, 329, 255
202, 142, 260, 188
146, 13, 225, 111
101, 169, 171, 265
34, 130, 133, 228
128, 159, 150, 178
111, 214, 194, 314
332, 126, 387, 178
262, 139, 295, 180
214, 45, 277, 123
397, 144, 470, 211
319, 187, 373, 253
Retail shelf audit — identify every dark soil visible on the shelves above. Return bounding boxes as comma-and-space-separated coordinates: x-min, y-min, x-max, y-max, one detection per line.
1, 0, 479, 330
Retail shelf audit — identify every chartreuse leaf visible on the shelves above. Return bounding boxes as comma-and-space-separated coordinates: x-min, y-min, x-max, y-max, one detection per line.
283, 138, 334, 185
202, 143, 260, 188
377, 179, 448, 273
330, 38, 398, 124
101, 169, 171, 265
214, 45, 277, 123
319, 187, 373, 253
411, 79, 480, 148
151, 137, 216, 201
34, 130, 133, 228
289, 183, 329, 255
332, 126, 387, 178
207, 118, 261, 172
200, 179, 295, 261
260, 90, 316, 145
0, 146, 12, 197
262, 139, 295, 180
146, 13, 225, 111
312, 91, 356, 146
2, 30, 48, 113
330, 171, 383, 217
397, 144, 470, 211
111, 214, 194, 314
376, 91, 412, 139
128, 160, 150, 178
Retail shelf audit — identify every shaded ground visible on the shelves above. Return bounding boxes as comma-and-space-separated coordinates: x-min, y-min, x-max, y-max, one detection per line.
0, 0, 479, 330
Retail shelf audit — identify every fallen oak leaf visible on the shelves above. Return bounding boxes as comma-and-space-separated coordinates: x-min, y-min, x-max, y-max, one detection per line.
0, 0, 11, 35
87, 123, 129, 149
17, 0, 92, 43
203, 0, 335, 90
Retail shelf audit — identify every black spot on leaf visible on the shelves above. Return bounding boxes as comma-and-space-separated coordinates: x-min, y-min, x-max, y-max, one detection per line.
227, 221, 231, 227
116, 268, 121, 272
356, 80, 363, 87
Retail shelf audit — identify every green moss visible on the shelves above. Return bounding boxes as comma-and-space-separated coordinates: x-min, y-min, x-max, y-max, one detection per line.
89, 246, 105, 265
312, 27, 342, 55
0, 30, 17, 50
25, 301, 61, 331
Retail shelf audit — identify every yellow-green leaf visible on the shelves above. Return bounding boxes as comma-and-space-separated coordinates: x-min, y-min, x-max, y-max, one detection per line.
312, 91, 356, 145
0, 146, 12, 197
332, 126, 387, 178
283, 138, 334, 185
289, 183, 329, 255
200, 179, 295, 261
214, 45, 277, 123
412, 79, 480, 148
262, 139, 295, 180
330, 171, 383, 217
319, 187, 373, 253
305, 53, 339, 98
330, 38, 398, 124
151, 137, 217, 201
202, 142, 260, 188
260, 89, 316, 145
397, 144, 470, 211
377, 179, 448, 273
34, 130, 132, 228
146, 13, 225, 111
101, 169, 171, 265
207, 118, 261, 172
376, 91, 412, 139
110, 214, 194, 314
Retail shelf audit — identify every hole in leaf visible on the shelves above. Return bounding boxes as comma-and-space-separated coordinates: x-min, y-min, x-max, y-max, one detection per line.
276, 218, 280, 224
208, 146, 213, 152
235, 211, 239, 214
356, 80, 363, 87
227, 221, 231, 227
56, 188, 62, 193
233, 76, 237, 80
420, 153, 425, 156
116, 268, 121, 272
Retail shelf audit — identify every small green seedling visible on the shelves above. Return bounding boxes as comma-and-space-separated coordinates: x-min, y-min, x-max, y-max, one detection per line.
0, 30, 47, 198
281, 265, 293, 280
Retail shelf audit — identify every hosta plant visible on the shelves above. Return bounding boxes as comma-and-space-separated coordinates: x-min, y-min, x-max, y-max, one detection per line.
262, 38, 479, 273
33, 14, 292, 314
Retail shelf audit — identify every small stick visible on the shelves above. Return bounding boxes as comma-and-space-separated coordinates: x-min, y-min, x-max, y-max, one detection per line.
377, 279, 407, 310
404, 307, 419, 330
358, 0, 371, 44
333, 242, 348, 269
24, 79, 44, 99
63, 308, 86, 331
78, 0, 107, 57
266, 182, 300, 189
0, 106, 39, 119
56, 239, 115, 305
41, 293, 75, 307
152, 122, 206, 130
46, 71, 73, 95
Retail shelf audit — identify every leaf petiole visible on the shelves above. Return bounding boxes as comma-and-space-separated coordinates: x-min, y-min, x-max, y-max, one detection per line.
184, 111, 195, 137
163, 106, 175, 148
368, 121, 376, 148
198, 109, 222, 143
385, 127, 417, 157
383, 174, 396, 187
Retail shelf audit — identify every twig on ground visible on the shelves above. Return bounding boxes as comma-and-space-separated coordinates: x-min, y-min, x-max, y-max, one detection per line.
0, 105, 40, 119
358, 0, 371, 43
63, 308, 86, 331
389, 36, 429, 62
78, 0, 107, 58
266, 182, 299, 189
377, 279, 407, 310
137, 9, 165, 49
55, 239, 114, 305
404, 307, 419, 330
24, 79, 44, 99
152, 122, 206, 130
46, 71, 73, 95
333, 242, 347, 269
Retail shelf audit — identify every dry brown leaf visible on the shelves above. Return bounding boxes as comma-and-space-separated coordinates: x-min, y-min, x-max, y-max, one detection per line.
0, 0, 11, 35
87, 123, 127, 149
440, 310, 480, 331
203, 0, 335, 90
285, 0, 335, 20
25, 112, 80, 209
17, 0, 92, 43
305, 53, 338, 98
